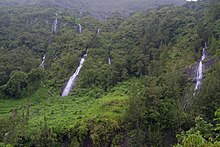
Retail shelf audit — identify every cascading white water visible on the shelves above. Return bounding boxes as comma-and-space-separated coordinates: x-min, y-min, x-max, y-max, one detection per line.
62, 50, 88, 97
40, 54, 46, 68
195, 61, 203, 90
40, 14, 58, 68
97, 29, 100, 34
108, 57, 111, 65
202, 43, 206, 60
52, 14, 58, 33
108, 49, 111, 65
32, 18, 38, 24
52, 18, 58, 32
194, 43, 206, 91
78, 24, 82, 33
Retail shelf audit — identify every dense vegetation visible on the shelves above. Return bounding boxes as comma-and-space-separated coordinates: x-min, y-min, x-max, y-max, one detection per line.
0, 0, 220, 146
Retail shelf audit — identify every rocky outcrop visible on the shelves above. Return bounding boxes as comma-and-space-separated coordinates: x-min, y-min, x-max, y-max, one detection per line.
184, 57, 219, 82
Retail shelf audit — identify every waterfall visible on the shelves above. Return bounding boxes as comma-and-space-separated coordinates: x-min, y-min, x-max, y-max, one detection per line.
52, 17, 58, 32
195, 61, 203, 90
108, 49, 111, 65
62, 49, 88, 97
108, 57, 111, 65
32, 18, 38, 24
78, 24, 82, 33
194, 43, 207, 91
40, 14, 58, 68
52, 13, 58, 33
97, 29, 100, 34
40, 54, 46, 68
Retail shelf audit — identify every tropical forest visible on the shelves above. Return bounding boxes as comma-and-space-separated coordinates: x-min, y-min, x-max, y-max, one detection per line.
0, 0, 220, 146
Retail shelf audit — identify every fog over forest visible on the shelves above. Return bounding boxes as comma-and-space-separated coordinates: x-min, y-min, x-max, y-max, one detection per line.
0, 0, 186, 18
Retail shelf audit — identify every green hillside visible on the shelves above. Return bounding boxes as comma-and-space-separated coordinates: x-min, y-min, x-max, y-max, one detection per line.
0, 0, 220, 146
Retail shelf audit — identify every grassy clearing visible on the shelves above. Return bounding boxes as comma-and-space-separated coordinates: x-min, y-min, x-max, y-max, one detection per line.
0, 80, 131, 135
0, 86, 51, 118
28, 94, 128, 133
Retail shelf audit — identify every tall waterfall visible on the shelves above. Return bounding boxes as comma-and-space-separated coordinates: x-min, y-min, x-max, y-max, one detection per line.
108, 56, 111, 65
62, 49, 88, 97
78, 24, 82, 33
108, 49, 111, 65
40, 14, 58, 68
52, 13, 58, 33
194, 43, 207, 91
40, 54, 46, 68
97, 29, 100, 34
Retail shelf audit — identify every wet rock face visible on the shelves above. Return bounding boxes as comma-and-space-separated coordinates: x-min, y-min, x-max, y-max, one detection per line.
184, 62, 198, 82
185, 57, 219, 82
204, 57, 220, 68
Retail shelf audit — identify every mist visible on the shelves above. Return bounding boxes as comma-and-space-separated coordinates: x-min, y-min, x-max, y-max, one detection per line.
0, 0, 186, 18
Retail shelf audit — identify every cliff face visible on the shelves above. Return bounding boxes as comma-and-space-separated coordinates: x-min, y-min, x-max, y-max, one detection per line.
0, 0, 186, 19
185, 57, 219, 82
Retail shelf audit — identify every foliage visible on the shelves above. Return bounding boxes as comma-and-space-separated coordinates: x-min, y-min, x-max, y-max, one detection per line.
175, 111, 220, 146
0, 0, 220, 146
5, 71, 28, 98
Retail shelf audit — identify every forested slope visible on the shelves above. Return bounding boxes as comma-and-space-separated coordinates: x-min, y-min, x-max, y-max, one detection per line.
0, 0, 220, 146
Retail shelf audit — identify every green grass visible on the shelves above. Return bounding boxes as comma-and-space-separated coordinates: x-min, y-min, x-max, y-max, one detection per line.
0, 80, 131, 135
0, 86, 52, 118
28, 94, 128, 133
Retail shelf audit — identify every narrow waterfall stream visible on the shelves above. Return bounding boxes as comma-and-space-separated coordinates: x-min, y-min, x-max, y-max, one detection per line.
194, 43, 207, 91
108, 48, 111, 65
108, 57, 111, 65
78, 24, 82, 33
52, 13, 58, 33
40, 13, 58, 68
40, 54, 46, 68
108, 56, 111, 65
97, 29, 100, 34
62, 49, 88, 97
32, 18, 38, 24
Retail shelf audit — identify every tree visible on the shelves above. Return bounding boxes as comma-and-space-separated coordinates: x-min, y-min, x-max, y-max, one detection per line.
197, 61, 220, 120
175, 112, 220, 147
27, 68, 45, 95
5, 71, 28, 98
